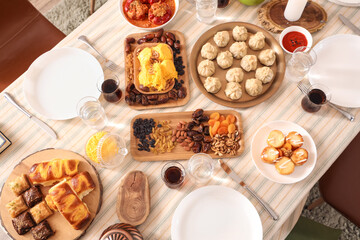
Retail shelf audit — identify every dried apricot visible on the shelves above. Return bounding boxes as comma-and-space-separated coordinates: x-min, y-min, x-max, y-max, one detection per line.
226, 114, 236, 124
210, 112, 220, 120
208, 119, 216, 127
220, 120, 229, 128
211, 121, 220, 136
209, 126, 213, 138
228, 123, 236, 134
219, 115, 226, 122
218, 126, 228, 135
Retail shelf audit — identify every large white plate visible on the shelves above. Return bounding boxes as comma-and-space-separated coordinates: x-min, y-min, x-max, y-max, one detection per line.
328, 0, 360, 6
24, 47, 103, 120
171, 185, 263, 240
251, 120, 317, 184
308, 34, 360, 108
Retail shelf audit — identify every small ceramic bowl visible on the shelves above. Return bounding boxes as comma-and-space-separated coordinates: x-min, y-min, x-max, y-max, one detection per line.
279, 26, 313, 54
119, 0, 179, 31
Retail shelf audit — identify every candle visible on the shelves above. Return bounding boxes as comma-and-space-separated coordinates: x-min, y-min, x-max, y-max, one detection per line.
284, 0, 308, 22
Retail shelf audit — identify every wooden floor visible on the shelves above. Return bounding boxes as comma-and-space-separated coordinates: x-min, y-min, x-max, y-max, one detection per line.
29, 0, 62, 14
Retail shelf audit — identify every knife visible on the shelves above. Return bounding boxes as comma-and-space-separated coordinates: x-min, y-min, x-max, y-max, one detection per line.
339, 14, 360, 36
219, 159, 279, 221
4, 93, 58, 140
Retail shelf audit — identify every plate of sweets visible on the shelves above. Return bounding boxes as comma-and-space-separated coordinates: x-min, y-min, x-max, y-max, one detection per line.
251, 120, 317, 184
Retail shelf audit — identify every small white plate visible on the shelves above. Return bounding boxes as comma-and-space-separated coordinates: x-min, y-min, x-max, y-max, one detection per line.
171, 185, 263, 240
328, 0, 360, 6
24, 47, 103, 120
251, 120, 317, 184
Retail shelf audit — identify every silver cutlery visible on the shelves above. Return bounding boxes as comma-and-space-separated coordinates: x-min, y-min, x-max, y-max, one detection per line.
78, 35, 120, 72
4, 93, 58, 139
339, 14, 360, 36
219, 159, 279, 221
297, 82, 355, 121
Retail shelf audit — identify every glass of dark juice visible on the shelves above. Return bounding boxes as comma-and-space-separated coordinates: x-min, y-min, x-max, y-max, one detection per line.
301, 83, 331, 113
97, 75, 122, 103
161, 162, 186, 189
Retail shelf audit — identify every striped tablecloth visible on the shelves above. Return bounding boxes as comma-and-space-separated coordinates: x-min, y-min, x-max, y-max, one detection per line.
1, 0, 360, 239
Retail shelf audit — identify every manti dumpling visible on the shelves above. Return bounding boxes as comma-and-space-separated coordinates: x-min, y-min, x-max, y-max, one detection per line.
225, 82, 242, 100
240, 55, 257, 72
256, 67, 274, 84
226, 68, 244, 83
249, 32, 266, 50
217, 51, 233, 69
204, 77, 221, 93
201, 42, 218, 60
213, 31, 230, 47
229, 42, 247, 59
198, 59, 216, 77
245, 78, 263, 96
233, 26, 248, 41
259, 49, 276, 66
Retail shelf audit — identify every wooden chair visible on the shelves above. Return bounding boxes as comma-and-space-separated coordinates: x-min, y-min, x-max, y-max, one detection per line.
308, 132, 360, 227
0, 0, 65, 92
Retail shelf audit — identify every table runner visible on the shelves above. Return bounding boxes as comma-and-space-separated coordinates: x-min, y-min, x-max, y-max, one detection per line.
0, 0, 359, 239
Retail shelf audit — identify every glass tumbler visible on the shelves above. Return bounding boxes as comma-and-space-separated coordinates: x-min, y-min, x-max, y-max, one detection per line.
285, 46, 317, 82
97, 74, 122, 103
161, 162, 186, 189
301, 83, 331, 113
77, 96, 108, 130
187, 153, 214, 185
196, 0, 217, 24
96, 133, 128, 168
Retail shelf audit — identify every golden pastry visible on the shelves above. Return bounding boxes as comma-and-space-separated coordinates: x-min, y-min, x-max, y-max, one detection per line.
8, 174, 30, 196
275, 157, 295, 175
291, 148, 308, 166
6, 195, 28, 218
68, 171, 96, 199
45, 195, 57, 211
29, 201, 53, 224
261, 147, 280, 164
286, 131, 304, 149
267, 130, 285, 148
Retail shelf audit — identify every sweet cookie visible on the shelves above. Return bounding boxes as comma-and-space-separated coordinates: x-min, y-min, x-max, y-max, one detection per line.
267, 130, 285, 148
275, 157, 295, 175
286, 131, 304, 149
291, 148, 308, 166
261, 147, 280, 163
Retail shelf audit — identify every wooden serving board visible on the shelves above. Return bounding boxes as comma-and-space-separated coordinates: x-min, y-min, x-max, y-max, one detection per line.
130, 110, 244, 161
124, 30, 190, 110
0, 149, 103, 240
190, 22, 285, 108
258, 0, 327, 34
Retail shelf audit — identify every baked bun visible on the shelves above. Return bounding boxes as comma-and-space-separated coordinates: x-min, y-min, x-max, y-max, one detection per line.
275, 157, 295, 175
267, 130, 285, 148
261, 147, 280, 164
291, 148, 308, 166
286, 131, 304, 149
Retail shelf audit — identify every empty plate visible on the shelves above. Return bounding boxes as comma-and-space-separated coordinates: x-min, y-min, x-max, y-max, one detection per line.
24, 47, 103, 120
171, 185, 262, 240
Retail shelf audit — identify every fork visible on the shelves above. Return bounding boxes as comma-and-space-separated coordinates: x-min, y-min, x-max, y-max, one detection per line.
78, 35, 120, 72
297, 82, 355, 122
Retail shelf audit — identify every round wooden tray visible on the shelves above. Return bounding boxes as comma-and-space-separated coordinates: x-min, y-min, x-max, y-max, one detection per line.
258, 0, 327, 34
189, 22, 285, 108
0, 148, 103, 240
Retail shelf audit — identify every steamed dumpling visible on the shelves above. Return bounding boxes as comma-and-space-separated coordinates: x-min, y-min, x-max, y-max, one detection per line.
198, 59, 216, 77
225, 82, 242, 100
240, 55, 257, 72
259, 49, 276, 66
245, 78, 263, 96
216, 51, 233, 69
233, 26, 248, 41
214, 31, 230, 47
226, 68, 244, 83
201, 42, 218, 60
204, 77, 221, 93
256, 67, 274, 84
229, 42, 247, 59
249, 32, 266, 50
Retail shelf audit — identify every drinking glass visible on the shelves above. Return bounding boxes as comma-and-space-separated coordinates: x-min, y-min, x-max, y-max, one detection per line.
77, 96, 108, 130
96, 133, 128, 168
285, 46, 317, 82
301, 83, 331, 113
196, 0, 217, 24
187, 153, 214, 185
97, 74, 122, 103
161, 162, 185, 189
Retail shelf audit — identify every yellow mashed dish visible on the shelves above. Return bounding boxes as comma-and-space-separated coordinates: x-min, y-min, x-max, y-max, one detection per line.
137, 43, 178, 91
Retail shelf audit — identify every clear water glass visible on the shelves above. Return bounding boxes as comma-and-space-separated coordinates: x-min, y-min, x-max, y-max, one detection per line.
196, 0, 217, 24
77, 96, 108, 130
285, 46, 317, 82
187, 153, 214, 185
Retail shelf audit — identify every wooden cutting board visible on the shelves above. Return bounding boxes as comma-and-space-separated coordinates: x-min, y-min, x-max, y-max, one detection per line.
130, 110, 245, 161
0, 148, 103, 240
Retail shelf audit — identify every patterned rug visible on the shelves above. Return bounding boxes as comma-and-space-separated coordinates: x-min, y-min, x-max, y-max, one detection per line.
44, 1, 360, 239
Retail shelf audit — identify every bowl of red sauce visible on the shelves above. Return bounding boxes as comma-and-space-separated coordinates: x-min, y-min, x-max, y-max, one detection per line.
279, 26, 313, 54
120, 0, 179, 30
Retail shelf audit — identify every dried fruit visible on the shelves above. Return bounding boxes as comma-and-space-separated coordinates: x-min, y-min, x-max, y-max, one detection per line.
217, 127, 228, 135
211, 121, 220, 136
226, 114, 236, 123
228, 123, 236, 134
210, 112, 220, 120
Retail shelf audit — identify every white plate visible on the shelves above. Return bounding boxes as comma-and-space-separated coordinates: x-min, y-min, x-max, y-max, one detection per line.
171, 185, 262, 240
308, 34, 360, 108
328, 0, 360, 6
251, 120, 317, 184
24, 47, 103, 120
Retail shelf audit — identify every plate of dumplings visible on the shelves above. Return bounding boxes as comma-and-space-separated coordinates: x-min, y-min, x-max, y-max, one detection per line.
250, 120, 317, 184
190, 22, 285, 108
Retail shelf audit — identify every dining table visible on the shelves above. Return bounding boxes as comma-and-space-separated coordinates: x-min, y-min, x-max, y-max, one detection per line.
0, 0, 360, 239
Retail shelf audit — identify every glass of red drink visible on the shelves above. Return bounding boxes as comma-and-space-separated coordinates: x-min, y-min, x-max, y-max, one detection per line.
301, 83, 331, 113
97, 74, 122, 103
161, 162, 186, 189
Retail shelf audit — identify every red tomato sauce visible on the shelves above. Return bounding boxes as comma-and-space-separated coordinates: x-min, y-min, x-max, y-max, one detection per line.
282, 31, 308, 53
